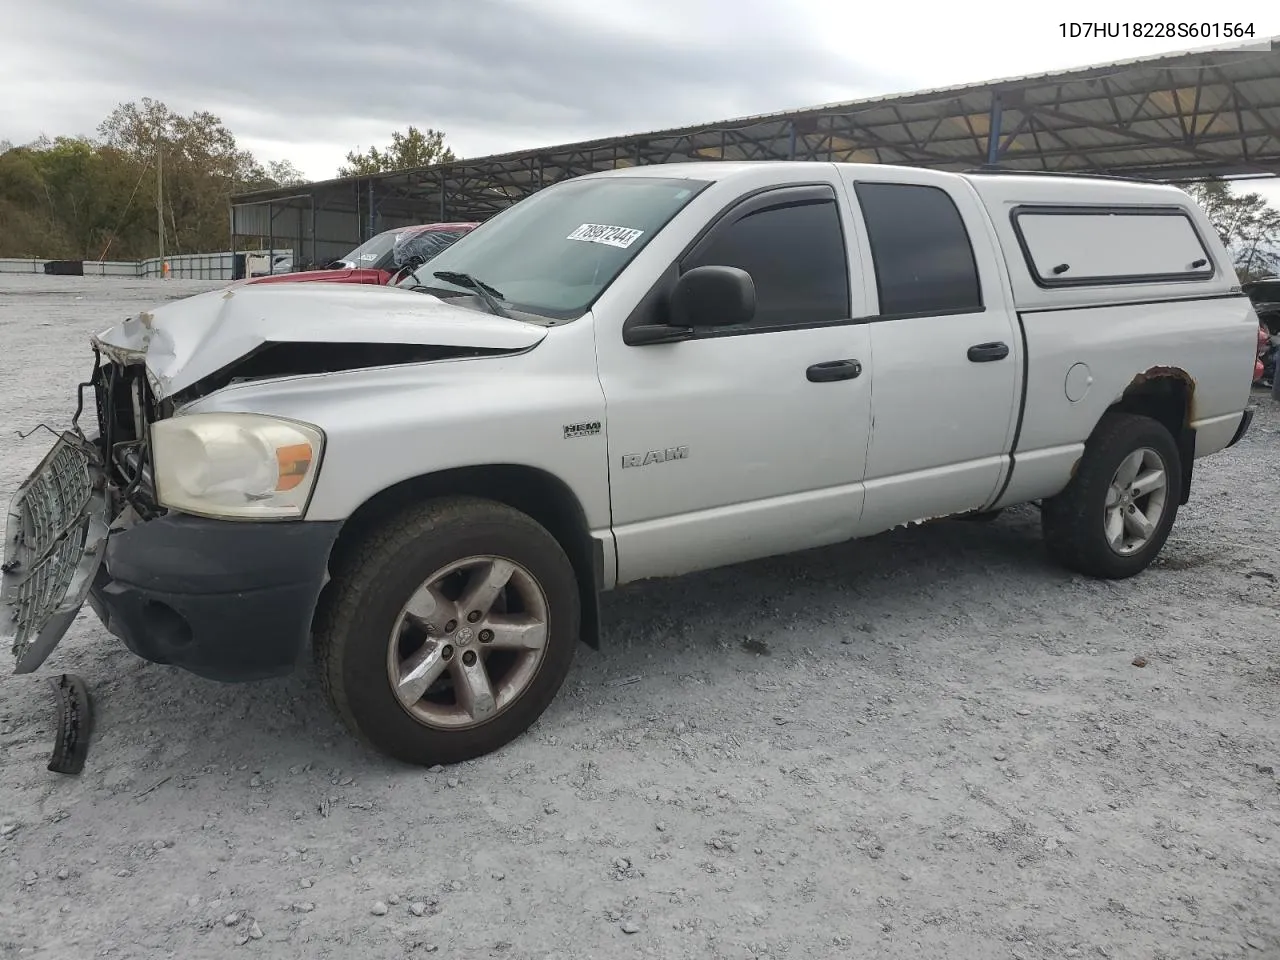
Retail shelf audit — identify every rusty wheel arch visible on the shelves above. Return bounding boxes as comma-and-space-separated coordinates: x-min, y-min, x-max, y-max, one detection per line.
1101, 366, 1196, 505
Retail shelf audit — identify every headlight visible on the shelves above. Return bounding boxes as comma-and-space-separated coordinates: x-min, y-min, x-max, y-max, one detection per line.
151, 413, 324, 520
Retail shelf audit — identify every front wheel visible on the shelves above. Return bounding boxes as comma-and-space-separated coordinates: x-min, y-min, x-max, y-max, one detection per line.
315, 497, 580, 766
1041, 412, 1182, 579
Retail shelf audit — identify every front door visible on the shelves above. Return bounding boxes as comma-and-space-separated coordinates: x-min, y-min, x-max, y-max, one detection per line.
596, 182, 875, 584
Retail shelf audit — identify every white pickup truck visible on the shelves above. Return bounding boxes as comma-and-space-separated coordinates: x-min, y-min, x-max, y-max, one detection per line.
2, 161, 1259, 766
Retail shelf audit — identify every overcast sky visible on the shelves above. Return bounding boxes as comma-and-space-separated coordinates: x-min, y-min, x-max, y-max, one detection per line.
1, 0, 1277, 200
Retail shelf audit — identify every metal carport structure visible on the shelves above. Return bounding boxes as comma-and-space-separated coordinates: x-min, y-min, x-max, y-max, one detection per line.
231, 36, 1280, 266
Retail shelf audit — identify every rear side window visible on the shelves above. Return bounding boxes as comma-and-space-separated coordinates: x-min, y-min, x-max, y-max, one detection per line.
1012, 206, 1214, 286
682, 190, 851, 328
854, 182, 983, 316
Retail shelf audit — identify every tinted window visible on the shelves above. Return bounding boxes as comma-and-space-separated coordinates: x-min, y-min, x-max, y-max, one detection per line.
855, 183, 982, 316
683, 192, 850, 328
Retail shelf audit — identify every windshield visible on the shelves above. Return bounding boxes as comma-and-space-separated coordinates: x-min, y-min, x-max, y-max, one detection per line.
336, 227, 467, 270
401, 176, 709, 320
339, 229, 401, 268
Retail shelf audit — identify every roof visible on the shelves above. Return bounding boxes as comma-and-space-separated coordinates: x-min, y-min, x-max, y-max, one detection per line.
233, 36, 1280, 224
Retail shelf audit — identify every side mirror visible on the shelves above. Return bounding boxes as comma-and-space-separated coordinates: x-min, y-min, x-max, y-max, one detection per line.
670, 265, 756, 328
625, 324, 694, 346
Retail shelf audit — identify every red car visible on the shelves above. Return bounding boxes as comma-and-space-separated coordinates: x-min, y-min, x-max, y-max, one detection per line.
246, 222, 479, 286
1258, 324, 1268, 384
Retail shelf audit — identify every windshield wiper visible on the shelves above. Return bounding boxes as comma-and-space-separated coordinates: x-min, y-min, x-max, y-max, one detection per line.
429, 270, 510, 318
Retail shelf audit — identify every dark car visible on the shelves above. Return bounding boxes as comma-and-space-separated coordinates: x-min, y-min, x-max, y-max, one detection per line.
1245, 278, 1279, 386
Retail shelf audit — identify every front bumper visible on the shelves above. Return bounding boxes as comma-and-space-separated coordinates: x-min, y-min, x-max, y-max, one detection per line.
88, 512, 342, 682
5, 431, 343, 682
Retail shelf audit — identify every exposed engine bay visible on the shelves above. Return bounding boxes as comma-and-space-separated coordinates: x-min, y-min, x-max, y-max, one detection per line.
84, 350, 167, 521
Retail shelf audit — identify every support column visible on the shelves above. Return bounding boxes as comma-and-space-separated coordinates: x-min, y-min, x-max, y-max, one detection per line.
987, 92, 1004, 167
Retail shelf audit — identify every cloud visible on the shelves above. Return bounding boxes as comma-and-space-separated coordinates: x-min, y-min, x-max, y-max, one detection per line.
2, 0, 1278, 213
2, 0, 893, 177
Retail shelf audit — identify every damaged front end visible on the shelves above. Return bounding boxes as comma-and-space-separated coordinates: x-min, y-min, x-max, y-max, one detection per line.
0, 346, 155, 673
5, 283, 547, 676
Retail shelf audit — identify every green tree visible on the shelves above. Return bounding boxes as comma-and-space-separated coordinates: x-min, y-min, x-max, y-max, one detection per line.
98, 98, 273, 255
0, 137, 138, 258
338, 125, 455, 177
0, 143, 72, 257
0, 144, 50, 210
1183, 179, 1280, 280
0, 99, 308, 259
266, 159, 308, 187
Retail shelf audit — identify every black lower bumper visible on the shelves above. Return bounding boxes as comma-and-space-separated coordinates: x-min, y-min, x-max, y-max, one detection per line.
1227, 407, 1254, 448
87, 512, 342, 682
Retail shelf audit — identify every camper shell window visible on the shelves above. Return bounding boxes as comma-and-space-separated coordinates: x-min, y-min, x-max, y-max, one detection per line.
1010, 205, 1215, 288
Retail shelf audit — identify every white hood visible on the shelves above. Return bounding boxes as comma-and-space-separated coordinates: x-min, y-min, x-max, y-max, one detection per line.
91, 282, 547, 399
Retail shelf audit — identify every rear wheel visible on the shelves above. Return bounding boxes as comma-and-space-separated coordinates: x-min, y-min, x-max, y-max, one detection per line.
1042, 412, 1182, 579
315, 497, 580, 766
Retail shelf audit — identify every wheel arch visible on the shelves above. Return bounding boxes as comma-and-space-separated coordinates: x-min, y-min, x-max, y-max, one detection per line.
320, 464, 604, 649
1101, 366, 1196, 505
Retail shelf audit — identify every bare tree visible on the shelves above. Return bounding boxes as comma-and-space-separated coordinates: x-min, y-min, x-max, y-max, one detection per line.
1182, 179, 1280, 281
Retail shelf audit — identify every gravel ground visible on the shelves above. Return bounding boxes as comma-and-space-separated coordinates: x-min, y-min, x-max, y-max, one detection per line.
1, 274, 1278, 960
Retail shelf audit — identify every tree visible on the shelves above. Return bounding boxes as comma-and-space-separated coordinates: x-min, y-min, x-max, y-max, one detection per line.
266, 159, 308, 187
1182, 179, 1280, 280
97, 98, 275, 255
0, 99, 309, 259
338, 125, 455, 177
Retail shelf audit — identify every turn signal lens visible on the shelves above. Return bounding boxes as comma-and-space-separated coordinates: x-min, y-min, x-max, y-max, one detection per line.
275, 443, 314, 491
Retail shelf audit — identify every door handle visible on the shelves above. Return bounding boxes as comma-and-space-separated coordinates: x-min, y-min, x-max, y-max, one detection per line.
806, 359, 862, 382
967, 341, 1009, 362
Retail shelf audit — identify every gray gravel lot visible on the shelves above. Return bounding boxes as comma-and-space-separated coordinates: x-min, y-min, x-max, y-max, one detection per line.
1, 274, 1278, 960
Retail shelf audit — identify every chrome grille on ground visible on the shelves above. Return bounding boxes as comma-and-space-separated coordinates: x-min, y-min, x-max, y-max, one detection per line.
2, 436, 95, 660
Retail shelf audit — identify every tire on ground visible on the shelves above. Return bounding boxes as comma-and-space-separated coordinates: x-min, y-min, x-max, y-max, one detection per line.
314, 496, 580, 766
1041, 411, 1183, 579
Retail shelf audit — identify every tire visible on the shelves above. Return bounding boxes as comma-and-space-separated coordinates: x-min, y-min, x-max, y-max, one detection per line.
1041, 412, 1182, 579
315, 496, 580, 766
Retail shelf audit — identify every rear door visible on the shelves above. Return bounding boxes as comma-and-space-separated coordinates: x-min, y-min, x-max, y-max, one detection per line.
840, 173, 1022, 534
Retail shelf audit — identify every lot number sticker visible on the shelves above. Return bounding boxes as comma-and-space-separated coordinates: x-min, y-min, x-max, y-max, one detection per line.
567, 223, 644, 248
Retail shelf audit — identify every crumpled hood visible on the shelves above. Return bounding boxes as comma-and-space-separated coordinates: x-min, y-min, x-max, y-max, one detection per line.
91, 282, 547, 399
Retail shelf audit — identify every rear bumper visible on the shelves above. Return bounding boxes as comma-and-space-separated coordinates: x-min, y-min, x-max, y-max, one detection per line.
87, 513, 342, 682
1227, 407, 1254, 449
